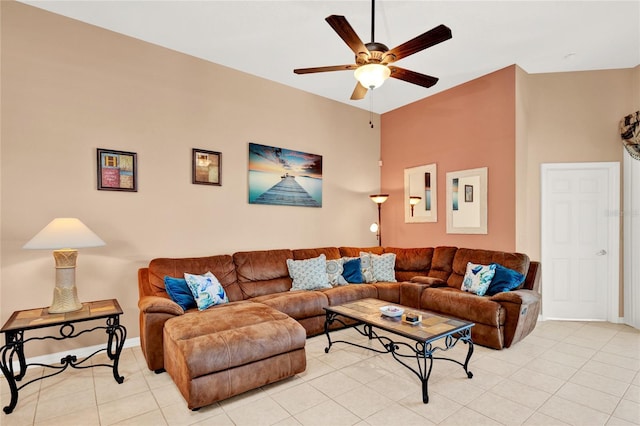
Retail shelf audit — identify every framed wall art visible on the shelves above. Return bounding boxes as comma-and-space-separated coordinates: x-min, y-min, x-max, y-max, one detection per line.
446, 167, 487, 234
404, 163, 437, 223
192, 149, 221, 186
97, 148, 137, 192
248, 142, 322, 207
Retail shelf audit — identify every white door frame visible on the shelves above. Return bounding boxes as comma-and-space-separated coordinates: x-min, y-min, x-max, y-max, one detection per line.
541, 162, 620, 322
624, 151, 640, 328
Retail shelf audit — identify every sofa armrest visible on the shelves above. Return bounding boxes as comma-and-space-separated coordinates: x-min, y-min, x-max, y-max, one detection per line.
138, 295, 184, 316
409, 276, 447, 287
138, 296, 183, 372
489, 289, 541, 348
489, 289, 539, 306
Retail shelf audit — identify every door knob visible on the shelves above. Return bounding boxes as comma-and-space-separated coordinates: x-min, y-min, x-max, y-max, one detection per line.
596, 249, 607, 256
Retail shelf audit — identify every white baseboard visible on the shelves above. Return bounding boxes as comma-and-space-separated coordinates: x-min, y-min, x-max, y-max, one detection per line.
1, 337, 140, 375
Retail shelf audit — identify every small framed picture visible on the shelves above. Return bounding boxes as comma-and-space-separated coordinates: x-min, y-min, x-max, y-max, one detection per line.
192, 149, 221, 186
464, 184, 474, 202
97, 148, 137, 192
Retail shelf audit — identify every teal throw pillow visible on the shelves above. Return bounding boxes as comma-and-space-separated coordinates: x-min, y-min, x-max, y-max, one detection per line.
164, 276, 196, 311
184, 272, 229, 311
461, 262, 496, 296
342, 258, 363, 283
486, 264, 525, 296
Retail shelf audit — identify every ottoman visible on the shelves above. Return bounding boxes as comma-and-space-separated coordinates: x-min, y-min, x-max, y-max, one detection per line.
163, 302, 307, 410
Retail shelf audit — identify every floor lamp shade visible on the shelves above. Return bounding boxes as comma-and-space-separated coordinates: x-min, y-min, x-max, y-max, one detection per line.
23, 218, 105, 313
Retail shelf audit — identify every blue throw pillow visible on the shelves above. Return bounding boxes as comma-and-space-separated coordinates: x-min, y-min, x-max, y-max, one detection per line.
164, 276, 196, 310
342, 258, 363, 283
486, 264, 525, 296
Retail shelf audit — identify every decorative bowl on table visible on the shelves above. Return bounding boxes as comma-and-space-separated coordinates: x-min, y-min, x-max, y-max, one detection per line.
379, 305, 404, 317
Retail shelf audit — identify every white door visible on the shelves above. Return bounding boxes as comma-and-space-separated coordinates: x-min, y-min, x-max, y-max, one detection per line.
541, 162, 620, 321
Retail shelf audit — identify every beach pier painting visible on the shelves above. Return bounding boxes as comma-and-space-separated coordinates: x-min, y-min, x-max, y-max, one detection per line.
249, 143, 322, 207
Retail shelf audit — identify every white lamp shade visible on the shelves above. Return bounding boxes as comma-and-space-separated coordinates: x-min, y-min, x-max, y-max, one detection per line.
354, 64, 391, 90
23, 218, 105, 250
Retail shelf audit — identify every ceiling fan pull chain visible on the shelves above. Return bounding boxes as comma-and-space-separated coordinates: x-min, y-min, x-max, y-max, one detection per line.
369, 94, 374, 128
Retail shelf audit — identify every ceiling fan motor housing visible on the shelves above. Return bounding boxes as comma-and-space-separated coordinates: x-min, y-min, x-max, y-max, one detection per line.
358, 42, 391, 64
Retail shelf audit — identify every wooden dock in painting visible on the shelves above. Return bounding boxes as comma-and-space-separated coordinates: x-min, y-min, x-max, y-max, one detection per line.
254, 176, 320, 207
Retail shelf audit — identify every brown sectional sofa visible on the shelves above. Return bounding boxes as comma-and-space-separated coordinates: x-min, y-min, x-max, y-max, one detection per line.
138, 245, 540, 409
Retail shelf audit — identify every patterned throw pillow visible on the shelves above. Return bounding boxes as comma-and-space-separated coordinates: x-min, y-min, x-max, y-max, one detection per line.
461, 262, 497, 296
342, 258, 364, 283
326, 258, 348, 286
286, 254, 332, 291
369, 252, 397, 282
184, 272, 229, 311
358, 252, 377, 283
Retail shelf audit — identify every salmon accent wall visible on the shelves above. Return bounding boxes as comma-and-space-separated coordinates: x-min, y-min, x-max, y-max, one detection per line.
380, 66, 517, 251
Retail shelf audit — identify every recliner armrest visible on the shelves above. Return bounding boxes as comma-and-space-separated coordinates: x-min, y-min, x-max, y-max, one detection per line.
138, 295, 184, 316
489, 289, 540, 305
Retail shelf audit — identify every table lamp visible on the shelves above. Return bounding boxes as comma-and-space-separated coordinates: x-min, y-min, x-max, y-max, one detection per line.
23, 218, 105, 313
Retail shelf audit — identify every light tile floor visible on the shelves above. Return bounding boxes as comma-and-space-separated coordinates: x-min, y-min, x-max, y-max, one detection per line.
1, 320, 639, 425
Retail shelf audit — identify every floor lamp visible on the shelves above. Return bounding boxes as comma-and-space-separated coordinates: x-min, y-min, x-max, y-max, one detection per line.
369, 194, 389, 246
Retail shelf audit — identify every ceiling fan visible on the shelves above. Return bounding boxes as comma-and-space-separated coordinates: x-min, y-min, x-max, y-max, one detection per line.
293, 0, 452, 100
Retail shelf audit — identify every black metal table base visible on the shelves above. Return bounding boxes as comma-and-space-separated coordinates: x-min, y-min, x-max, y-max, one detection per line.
324, 312, 473, 404
0, 316, 126, 414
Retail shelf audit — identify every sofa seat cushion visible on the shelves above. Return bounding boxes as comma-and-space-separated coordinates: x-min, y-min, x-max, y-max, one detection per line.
320, 284, 377, 306
251, 291, 328, 320
421, 287, 505, 327
163, 302, 306, 379
373, 282, 401, 303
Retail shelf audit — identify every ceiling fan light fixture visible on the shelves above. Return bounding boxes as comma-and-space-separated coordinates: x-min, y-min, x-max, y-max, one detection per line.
354, 63, 391, 90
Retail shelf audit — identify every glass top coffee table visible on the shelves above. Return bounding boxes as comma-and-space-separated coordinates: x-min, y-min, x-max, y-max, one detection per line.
324, 298, 474, 403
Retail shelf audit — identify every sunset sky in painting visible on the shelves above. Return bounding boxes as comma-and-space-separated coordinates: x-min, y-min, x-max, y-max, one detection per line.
249, 143, 322, 179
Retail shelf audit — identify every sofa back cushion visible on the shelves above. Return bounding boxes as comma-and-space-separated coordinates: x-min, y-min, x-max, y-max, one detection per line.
383, 247, 434, 281
148, 255, 242, 302
339, 246, 384, 257
428, 246, 458, 281
233, 249, 293, 298
448, 248, 530, 290
292, 247, 341, 260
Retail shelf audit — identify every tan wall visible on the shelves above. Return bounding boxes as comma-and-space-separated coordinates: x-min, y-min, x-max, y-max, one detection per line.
516, 68, 633, 261
634, 65, 640, 109
380, 66, 517, 251
0, 2, 381, 356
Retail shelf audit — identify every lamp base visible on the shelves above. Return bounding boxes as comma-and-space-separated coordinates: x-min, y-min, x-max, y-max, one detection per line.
49, 285, 83, 313
49, 249, 83, 314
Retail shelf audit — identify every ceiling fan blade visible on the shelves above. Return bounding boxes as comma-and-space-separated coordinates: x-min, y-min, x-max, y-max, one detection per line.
389, 66, 439, 88
350, 82, 368, 100
294, 64, 358, 74
383, 24, 452, 63
326, 15, 370, 57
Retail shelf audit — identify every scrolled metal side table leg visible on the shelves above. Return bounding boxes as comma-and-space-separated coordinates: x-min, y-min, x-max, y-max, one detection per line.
106, 316, 127, 384
1, 344, 19, 414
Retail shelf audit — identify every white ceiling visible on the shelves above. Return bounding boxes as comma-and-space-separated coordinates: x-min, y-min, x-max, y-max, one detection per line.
20, 1, 640, 114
